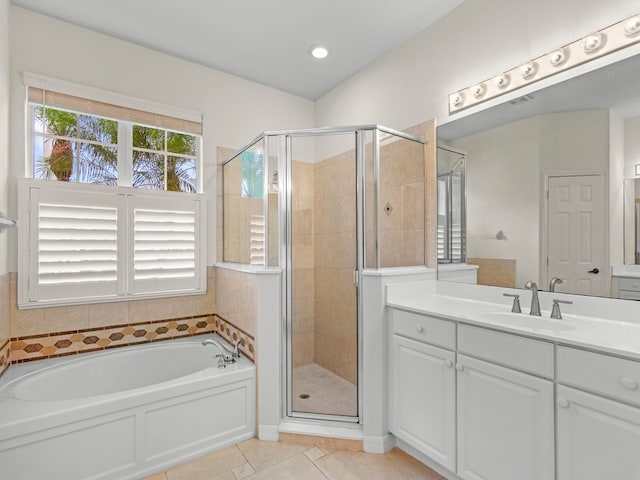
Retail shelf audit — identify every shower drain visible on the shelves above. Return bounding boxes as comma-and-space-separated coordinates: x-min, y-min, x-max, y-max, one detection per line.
299, 393, 310, 399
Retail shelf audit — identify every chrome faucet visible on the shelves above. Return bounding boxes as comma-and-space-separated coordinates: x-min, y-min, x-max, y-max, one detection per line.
548, 277, 563, 292
524, 281, 541, 316
550, 299, 573, 319
202, 338, 241, 366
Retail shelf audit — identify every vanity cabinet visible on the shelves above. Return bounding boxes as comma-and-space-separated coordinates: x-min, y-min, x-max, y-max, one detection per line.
556, 346, 640, 480
389, 309, 456, 471
456, 325, 555, 480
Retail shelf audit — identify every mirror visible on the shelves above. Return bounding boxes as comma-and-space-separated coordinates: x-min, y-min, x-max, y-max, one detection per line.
437, 51, 640, 299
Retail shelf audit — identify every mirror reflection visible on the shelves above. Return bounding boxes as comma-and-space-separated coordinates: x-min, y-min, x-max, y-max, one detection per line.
437, 52, 640, 300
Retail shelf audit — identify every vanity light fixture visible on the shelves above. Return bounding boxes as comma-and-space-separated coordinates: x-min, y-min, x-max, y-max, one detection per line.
471, 84, 486, 98
448, 12, 640, 113
494, 74, 510, 89
584, 33, 605, 53
451, 92, 464, 107
549, 48, 567, 66
625, 16, 640, 36
309, 45, 329, 59
520, 62, 537, 80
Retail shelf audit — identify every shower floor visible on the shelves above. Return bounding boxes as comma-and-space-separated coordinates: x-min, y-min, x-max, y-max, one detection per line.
292, 363, 357, 418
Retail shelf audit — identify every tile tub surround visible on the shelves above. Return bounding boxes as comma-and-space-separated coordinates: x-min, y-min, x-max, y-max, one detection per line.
0, 340, 9, 377
10, 314, 256, 364
9, 268, 217, 338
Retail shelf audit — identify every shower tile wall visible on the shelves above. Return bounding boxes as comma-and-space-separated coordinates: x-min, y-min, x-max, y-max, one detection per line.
292, 161, 315, 367
313, 151, 357, 384
377, 138, 426, 268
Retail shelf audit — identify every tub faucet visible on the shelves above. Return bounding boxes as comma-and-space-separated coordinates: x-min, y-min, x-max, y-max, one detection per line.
524, 281, 541, 316
202, 339, 237, 365
548, 277, 563, 292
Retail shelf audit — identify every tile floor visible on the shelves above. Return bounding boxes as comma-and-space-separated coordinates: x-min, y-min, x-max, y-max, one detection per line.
144, 437, 445, 480
292, 363, 357, 417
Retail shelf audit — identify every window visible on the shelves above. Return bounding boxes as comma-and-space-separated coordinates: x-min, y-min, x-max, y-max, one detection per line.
241, 149, 264, 198
28, 86, 202, 192
20, 77, 206, 308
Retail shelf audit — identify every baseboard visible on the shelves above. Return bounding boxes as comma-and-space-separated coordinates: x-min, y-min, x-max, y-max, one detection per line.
363, 434, 396, 453
258, 424, 280, 442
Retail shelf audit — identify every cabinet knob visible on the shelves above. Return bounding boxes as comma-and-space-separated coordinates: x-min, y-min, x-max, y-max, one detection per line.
557, 397, 570, 409
416, 325, 424, 333
444, 359, 453, 368
621, 377, 638, 391
455, 363, 464, 372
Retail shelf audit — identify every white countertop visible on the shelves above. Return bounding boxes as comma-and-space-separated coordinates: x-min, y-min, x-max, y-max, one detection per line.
387, 281, 640, 361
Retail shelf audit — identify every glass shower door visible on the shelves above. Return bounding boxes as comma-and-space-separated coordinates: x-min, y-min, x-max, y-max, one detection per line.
287, 132, 359, 421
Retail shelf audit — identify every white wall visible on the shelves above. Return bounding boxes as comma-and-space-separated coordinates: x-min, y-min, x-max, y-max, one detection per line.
7, 6, 316, 269
315, 0, 639, 140
0, 0, 9, 275
451, 116, 541, 288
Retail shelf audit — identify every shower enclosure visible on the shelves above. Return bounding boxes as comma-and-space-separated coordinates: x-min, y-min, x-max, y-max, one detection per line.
222, 125, 426, 424
437, 146, 466, 264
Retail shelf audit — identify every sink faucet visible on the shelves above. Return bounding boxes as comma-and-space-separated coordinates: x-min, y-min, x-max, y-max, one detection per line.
202, 338, 241, 365
548, 277, 563, 292
524, 281, 541, 316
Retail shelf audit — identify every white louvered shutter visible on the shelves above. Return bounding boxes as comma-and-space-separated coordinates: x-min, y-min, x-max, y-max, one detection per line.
19, 180, 206, 307
129, 194, 204, 295
28, 187, 125, 302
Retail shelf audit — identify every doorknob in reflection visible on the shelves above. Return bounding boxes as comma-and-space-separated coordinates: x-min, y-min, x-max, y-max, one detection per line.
588, 268, 600, 274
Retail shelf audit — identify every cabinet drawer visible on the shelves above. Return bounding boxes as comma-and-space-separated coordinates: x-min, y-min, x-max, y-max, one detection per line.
619, 277, 640, 292
391, 309, 455, 350
458, 324, 554, 378
557, 346, 640, 407
618, 289, 640, 300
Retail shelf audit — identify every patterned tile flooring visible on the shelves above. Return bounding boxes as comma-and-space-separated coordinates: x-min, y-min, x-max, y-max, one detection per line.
145, 437, 445, 480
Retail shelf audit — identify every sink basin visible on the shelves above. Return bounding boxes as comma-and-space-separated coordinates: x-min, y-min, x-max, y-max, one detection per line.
480, 311, 576, 332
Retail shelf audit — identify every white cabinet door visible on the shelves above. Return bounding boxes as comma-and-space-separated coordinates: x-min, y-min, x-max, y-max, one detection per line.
390, 334, 456, 471
456, 355, 554, 480
557, 385, 640, 480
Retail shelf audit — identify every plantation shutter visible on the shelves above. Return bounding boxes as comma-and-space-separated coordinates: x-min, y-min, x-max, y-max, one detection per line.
20, 180, 206, 307
28, 186, 125, 302
129, 194, 203, 295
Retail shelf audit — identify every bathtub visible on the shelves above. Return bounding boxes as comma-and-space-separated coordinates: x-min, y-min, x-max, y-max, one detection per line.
0, 334, 256, 480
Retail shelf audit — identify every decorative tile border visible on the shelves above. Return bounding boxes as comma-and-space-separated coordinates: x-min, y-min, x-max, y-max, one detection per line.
7, 312, 256, 365
0, 340, 10, 378
212, 314, 256, 363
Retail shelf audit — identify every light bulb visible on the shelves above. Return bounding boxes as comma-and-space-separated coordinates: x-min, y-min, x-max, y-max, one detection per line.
309, 46, 329, 59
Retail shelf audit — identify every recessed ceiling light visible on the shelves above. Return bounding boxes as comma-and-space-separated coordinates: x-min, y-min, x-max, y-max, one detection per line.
309, 46, 329, 59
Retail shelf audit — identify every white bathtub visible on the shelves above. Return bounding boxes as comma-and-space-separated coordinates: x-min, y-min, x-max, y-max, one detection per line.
0, 335, 256, 480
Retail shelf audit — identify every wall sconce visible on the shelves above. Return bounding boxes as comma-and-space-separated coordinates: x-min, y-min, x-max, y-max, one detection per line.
449, 13, 640, 113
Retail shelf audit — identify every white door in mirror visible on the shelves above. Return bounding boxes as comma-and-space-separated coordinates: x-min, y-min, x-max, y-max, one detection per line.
547, 174, 606, 297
